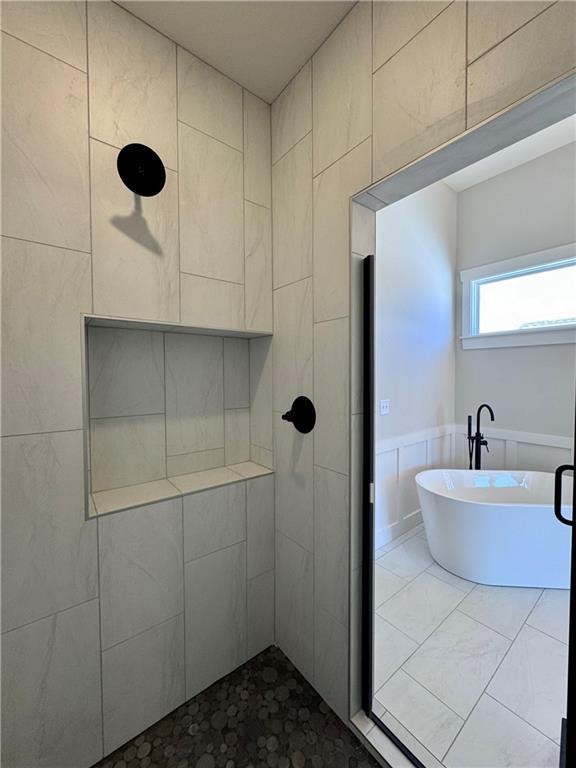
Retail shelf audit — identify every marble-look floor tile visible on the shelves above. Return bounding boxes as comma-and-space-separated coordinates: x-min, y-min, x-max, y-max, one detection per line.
377, 572, 465, 644
225, 408, 250, 465
223, 338, 250, 409
488, 624, 568, 742
527, 588, 570, 644
373, 615, 418, 691
376, 533, 433, 581
247, 570, 275, 659
1, 600, 102, 768
183, 483, 246, 563
458, 584, 542, 640
371, 710, 443, 768
272, 61, 311, 163
375, 670, 463, 761
247, 475, 274, 579
99, 498, 184, 649
243, 91, 271, 207
404, 610, 510, 718
273, 278, 313, 411
180, 273, 244, 330
185, 542, 247, 699
244, 202, 273, 332
102, 614, 185, 756
374, 564, 407, 609
2, 431, 97, 632
444, 695, 560, 768
426, 562, 476, 594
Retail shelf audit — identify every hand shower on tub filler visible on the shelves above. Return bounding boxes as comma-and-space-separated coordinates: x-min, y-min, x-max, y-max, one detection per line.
467, 404, 495, 470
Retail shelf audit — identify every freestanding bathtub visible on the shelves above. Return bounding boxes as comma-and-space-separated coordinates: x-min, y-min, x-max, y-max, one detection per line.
415, 469, 573, 589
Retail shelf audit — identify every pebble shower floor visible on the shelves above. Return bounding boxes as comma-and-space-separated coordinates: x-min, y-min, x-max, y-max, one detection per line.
93, 646, 380, 768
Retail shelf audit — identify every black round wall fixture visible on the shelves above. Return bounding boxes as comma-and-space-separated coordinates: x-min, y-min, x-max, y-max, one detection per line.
117, 143, 166, 197
282, 396, 316, 434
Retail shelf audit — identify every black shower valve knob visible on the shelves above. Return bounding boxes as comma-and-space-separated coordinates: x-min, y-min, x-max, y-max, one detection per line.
282, 396, 316, 434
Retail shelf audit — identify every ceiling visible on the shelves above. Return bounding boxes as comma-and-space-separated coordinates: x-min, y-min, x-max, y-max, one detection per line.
119, 1, 354, 102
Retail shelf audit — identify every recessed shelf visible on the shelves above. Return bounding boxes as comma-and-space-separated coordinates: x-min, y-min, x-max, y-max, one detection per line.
85, 314, 273, 339
91, 462, 274, 517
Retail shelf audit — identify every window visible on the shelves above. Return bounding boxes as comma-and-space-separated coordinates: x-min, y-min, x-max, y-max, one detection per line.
460, 244, 576, 349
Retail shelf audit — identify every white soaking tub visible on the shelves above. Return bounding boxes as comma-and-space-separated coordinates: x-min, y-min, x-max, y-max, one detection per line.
415, 469, 573, 589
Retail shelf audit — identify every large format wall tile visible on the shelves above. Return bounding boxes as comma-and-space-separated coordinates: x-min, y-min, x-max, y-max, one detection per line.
372, 1, 451, 72
179, 122, 244, 284
249, 337, 273, 452
244, 91, 272, 207
276, 533, 314, 682
177, 47, 243, 151
183, 483, 246, 562
167, 448, 225, 477
272, 134, 313, 288
313, 138, 371, 322
1, 238, 91, 436
247, 570, 275, 658
88, 327, 165, 419
1, 34, 90, 250
180, 274, 245, 329
467, 2, 576, 128
314, 607, 348, 722
98, 498, 184, 649
225, 408, 250, 465
90, 139, 179, 322
185, 542, 247, 698
312, 2, 372, 175
1, 431, 97, 633
271, 61, 312, 163
165, 333, 224, 456
0, 0, 87, 70
468, 0, 554, 63
373, 2, 465, 181
314, 318, 350, 475
224, 338, 250, 409
102, 614, 185, 755
245, 202, 273, 331
1, 600, 102, 768
273, 278, 313, 411
87, 1, 177, 169
247, 475, 275, 579
90, 414, 166, 492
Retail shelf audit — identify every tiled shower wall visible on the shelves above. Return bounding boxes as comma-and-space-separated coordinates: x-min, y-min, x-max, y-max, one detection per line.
270, 0, 576, 727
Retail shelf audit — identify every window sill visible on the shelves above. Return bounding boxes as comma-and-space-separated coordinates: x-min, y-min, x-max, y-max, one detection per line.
461, 325, 576, 349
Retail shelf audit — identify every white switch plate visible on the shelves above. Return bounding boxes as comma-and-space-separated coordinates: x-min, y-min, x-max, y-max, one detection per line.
380, 399, 390, 415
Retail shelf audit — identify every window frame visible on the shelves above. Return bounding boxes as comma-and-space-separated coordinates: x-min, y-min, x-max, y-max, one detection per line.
460, 243, 576, 350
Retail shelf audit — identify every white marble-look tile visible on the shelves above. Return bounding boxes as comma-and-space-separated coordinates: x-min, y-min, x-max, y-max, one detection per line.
225, 408, 250, 465
247, 570, 275, 659
444, 695, 560, 768
165, 333, 224, 456
314, 466, 349, 625
313, 139, 371, 322
169, 466, 242, 495
180, 273, 244, 330
1, 238, 91, 436
183, 483, 246, 562
177, 47, 242, 150
314, 607, 348, 722
376, 523, 424, 557
87, 1, 177, 169
98, 498, 184, 649
314, 317, 350, 475
1, 431, 97, 633
312, 2, 372, 175
272, 134, 313, 288
373, 615, 418, 691
404, 610, 510, 718
244, 91, 271, 207
273, 278, 313, 411
1, 34, 90, 250
351, 201, 375, 256
367, 713, 432, 768
250, 444, 274, 470
178, 122, 244, 283
88, 327, 165, 419
467, 2, 576, 128
224, 338, 250, 409
373, 1, 465, 181
527, 589, 570, 644
376, 670, 463, 760
458, 583, 542, 640
249, 337, 273, 451
377, 572, 465, 644
92, 478, 181, 517
372, 1, 450, 72
376, 525, 432, 580
274, 411, 314, 552
90, 414, 166, 492
247, 475, 275, 579
90, 139, 179, 322
488, 624, 567, 742
272, 61, 311, 163
374, 564, 407, 609
245, 201, 273, 331
185, 542, 247, 698
1, 0, 87, 70
167, 448, 225, 477
426, 562, 476, 594
275, 533, 314, 683
102, 614, 185, 755
1, 600, 102, 768
228, 461, 273, 479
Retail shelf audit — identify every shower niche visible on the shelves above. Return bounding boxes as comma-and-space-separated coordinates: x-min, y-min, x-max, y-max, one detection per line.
83, 316, 273, 516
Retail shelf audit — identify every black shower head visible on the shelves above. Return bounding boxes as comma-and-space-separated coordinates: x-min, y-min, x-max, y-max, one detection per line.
117, 143, 166, 197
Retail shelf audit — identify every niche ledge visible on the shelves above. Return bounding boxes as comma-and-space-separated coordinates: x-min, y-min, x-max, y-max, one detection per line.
85, 314, 273, 338
91, 462, 274, 517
